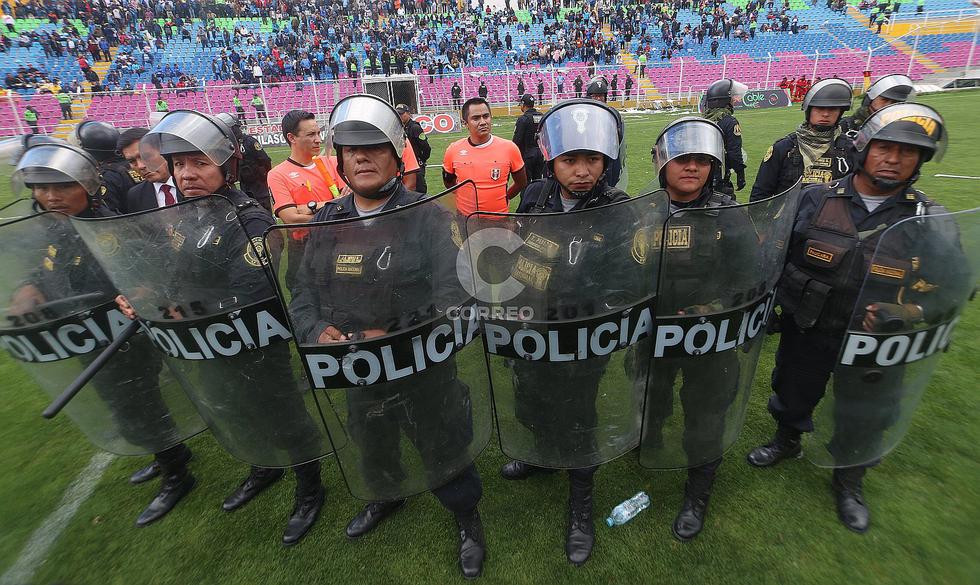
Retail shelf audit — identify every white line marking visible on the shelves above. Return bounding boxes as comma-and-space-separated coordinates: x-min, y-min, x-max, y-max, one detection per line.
0, 452, 115, 585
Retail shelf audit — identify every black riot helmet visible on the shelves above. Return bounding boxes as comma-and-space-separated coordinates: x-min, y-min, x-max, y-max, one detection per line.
328, 94, 406, 199
851, 102, 946, 190
12, 143, 102, 211
536, 98, 622, 197
862, 74, 916, 112
148, 110, 242, 185
75, 120, 121, 162
652, 117, 726, 190
586, 76, 609, 101
801, 78, 852, 129
704, 78, 748, 110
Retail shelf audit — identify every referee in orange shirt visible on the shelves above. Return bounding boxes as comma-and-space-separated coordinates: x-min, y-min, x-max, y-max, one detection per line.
443, 97, 528, 215
268, 109, 340, 286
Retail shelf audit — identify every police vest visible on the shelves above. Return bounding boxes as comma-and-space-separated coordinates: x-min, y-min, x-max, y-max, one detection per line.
658, 192, 730, 293
24, 110, 37, 121
782, 188, 925, 332
318, 197, 432, 330
777, 134, 851, 194
514, 181, 626, 308
56, 93, 71, 104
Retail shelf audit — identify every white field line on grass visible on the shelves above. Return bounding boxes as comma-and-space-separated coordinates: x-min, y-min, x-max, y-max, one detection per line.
0, 452, 115, 585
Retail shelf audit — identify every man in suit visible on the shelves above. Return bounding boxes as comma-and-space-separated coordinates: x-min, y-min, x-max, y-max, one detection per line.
121, 129, 181, 212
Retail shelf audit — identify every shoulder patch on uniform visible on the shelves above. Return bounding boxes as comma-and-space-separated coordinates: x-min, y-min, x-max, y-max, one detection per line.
95, 232, 120, 257
418, 133, 427, 141
763, 145, 773, 162
733, 123, 741, 137
253, 141, 263, 151
99, 185, 108, 196
243, 236, 268, 267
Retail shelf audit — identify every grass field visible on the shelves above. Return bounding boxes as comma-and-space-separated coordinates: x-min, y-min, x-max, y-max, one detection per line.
0, 90, 978, 585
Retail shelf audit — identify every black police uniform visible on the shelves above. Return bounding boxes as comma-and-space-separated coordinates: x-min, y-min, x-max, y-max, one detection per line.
162, 188, 321, 484
290, 184, 482, 512
838, 110, 869, 137
510, 178, 633, 480
98, 157, 142, 213
770, 175, 969, 460
26, 206, 190, 471
704, 110, 746, 198
513, 107, 545, 181
640, 186, 759, 487
750, 131, 852, 202
237, 133, 274, 213
404, 118, 432, 193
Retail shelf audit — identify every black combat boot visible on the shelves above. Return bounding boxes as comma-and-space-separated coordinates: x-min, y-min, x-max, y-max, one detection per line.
746, 425, 802, 467
455, 508, 486, 580
222, 466, 285, 511
132, 444, 192, 484
129, 460, 160, 484
671, 459, 720, 542
135, 455, 195, 527
346, 500, 407, 538
566, 475, 595, 566
832, 467, 870, 533
500, 460, 558, 480
283, 461, 325, 546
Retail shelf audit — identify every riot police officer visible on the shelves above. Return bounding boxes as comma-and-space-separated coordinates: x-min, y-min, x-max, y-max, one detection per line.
512, 94, 544, 181
641, 117, 760, 541
839, 74, 916, 136
702, 78, 747, 197
75, 120, 143, 213
501, 98, 634, 566
750, 78, 854, 202
746, 104, 966, 533
119, 110, 326, 545
11, 142, 197, 526
291, 95, 486, 579
215, 111, 274, 213
395, 103, 432, 193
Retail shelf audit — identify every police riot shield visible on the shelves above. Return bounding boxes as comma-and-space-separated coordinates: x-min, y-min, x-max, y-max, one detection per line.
807, 208, 979, 468
0, 198, 36, 223
71, 196, 329, 468
0, 212, 206, 455
268, 182, 493, 502
639, 183, 801, 469
464, 191, 667, 469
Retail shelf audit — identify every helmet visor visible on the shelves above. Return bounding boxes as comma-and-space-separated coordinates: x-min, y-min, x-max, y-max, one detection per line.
12, 144, 100, 196
538, 102, 620, 161
868, 74, 916, 102
654, 119, 725, 174
853, 103, 947, 162
138, 133, 170, 177
329, 95, 405, 152
148, 110, 237, 166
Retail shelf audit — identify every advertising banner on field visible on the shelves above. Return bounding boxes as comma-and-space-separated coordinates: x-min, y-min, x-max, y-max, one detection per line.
734, 89, 792, 110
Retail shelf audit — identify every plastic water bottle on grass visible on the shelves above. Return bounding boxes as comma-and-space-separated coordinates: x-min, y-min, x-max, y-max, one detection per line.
606, 491, 650, 526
